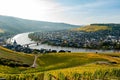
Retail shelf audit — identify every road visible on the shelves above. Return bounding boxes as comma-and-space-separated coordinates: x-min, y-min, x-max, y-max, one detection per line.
31, 55, 37, 68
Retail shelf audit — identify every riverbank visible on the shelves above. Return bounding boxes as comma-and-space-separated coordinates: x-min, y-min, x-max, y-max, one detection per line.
11, 32, 120, 53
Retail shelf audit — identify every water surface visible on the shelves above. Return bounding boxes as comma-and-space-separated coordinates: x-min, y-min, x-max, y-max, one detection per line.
11, 32, 119, 53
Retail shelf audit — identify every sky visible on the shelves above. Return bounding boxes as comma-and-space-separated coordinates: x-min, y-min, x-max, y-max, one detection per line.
0, 0, 120, 25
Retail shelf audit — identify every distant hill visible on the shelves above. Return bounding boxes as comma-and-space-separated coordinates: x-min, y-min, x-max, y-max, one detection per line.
91, 23, 120, 27
72, 23, 120, 32
72, 25, 111, 32
0, 15, 79, 33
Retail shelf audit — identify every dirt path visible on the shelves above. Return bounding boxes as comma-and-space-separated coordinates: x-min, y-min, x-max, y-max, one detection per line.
31, 55, 37, 68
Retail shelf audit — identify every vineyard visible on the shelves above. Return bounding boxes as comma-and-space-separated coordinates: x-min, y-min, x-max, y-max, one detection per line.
72, 25, 111, 32
0, 47, 120, 80
0, 67, 120, 80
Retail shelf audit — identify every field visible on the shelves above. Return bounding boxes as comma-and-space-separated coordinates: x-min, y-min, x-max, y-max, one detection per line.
0, 46, 120, 79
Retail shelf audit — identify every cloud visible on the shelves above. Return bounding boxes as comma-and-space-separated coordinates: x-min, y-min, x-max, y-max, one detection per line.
0, 0, 119, 25
0, 0, 65, 23
55, 0, 120, 24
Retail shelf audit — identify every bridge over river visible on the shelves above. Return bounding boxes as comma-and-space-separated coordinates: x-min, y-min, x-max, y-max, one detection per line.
11, 32, 120, 53
22, 42, 40, 47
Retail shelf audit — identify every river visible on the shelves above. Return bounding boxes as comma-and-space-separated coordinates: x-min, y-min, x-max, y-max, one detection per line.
11, 32, 119, 53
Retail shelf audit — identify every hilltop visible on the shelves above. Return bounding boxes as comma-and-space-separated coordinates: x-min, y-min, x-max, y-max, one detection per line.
72, 23, 120, 32
72, 25, 111, 32
0, 15, 79, 33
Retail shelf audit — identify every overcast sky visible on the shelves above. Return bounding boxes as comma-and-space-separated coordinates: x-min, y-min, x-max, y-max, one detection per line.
0, 0, 120, 25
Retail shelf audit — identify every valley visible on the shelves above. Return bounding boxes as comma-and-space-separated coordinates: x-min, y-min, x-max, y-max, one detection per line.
0, 16, 120, 80
0, 0, 120, 79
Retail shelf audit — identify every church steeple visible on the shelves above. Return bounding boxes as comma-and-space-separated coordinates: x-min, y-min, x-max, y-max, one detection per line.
13, 40, 17, 46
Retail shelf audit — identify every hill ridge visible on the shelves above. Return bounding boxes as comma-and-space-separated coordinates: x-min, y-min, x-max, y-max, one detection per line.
0, 15, 79, 33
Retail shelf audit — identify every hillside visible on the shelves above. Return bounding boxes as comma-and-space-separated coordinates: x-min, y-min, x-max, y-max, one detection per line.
0, 49, 119, 72
36, 53, 120, 71
0, 46, 34, 67
72, 25, 111, 32
0, 52, 119, 79
0, 15, 79, 33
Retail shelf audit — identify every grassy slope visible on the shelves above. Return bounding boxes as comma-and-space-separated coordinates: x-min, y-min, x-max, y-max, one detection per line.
41, 53, 120, 78
36, 52, 120, 72
4, 52, 119, 74
0, 48, 120, 74
0, 47, 119, 79
72, 25, 111, 32
0, 46, 34, 66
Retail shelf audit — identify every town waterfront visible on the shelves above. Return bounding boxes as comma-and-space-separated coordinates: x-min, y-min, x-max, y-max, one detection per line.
11, 32, 120, 53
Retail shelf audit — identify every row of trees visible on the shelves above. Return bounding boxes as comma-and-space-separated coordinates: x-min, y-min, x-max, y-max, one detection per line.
0, 58, 29, 67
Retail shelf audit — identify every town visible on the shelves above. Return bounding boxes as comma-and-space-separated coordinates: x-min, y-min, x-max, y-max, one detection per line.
1, 39, 71, 54
29, 24, 120, 50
